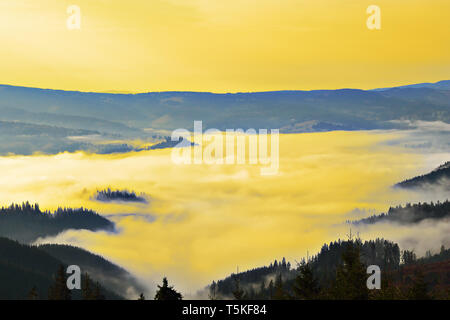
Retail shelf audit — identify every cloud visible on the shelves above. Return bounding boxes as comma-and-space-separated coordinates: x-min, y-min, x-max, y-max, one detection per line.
0, 130, 445, 293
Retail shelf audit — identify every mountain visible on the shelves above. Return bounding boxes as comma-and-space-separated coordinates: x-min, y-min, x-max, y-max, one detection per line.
351, 201, 450, 225
0, 82, 449, 155
0, 202, 115, 243
38, 244, 145, 298
0, 237, 123, 299
209, 238, 449, 299
395, 161, 450, 190
210, 239, 400, 299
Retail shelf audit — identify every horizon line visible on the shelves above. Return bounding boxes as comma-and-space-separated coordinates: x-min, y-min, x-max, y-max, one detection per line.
0, 79, 448, 95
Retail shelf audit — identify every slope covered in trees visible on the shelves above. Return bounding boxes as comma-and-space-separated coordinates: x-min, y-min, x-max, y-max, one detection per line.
0, 237, 122, 299
210, 239, 401, 299
0, 202, 115, 243
352, 201, 450, 225
208, 239, 449, 300
396, 161, 450, 190
38, 244, 145, 298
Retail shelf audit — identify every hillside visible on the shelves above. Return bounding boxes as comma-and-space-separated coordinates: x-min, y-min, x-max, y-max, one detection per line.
209, 238, 449, 300
0, 202, 115, 243
396, 161, 450, 190
0, 237, 122, 300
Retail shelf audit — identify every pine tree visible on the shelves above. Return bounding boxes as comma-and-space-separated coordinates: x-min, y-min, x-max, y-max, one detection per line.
232, 276, 246, 300
209, 281, 217, 300
82, 273, 94, 300
48, 265, 71, 300
293, 263, 319, 299
333, 241, 369, 300
154, 277, 182, 300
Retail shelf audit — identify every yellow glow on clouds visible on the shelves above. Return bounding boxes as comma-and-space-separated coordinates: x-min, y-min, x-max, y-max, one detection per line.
0, 0, 449, 92
0, 131, 426, 292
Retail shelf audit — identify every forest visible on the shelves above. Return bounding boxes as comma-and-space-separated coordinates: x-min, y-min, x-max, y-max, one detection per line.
352, 200, 450, 225
0, 202, 115, 243
94, 188, 148, 203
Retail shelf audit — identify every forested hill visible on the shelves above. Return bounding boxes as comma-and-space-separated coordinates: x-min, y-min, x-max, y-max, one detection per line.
211, 239, 401, 299
0, 202, 115, 243
38, 244, 145, 298
396, 161, 450, 190
351, 201, 450, 225
0, 237, 122, 300
209, 238, 449, 300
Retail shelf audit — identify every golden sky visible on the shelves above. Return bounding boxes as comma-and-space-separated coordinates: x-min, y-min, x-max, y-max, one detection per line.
0, 131, 434, 295
0, 0, 449, 92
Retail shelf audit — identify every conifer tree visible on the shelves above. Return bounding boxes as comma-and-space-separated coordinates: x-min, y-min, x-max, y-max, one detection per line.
154, 277, 182, 300
293, 263, 319, 299
273, 273, 287, 300
333, 241, 369, 300
232, 276, 246, 300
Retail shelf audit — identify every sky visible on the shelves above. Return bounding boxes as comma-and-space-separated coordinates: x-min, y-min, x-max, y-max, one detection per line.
0, 0, 449, 93
3, 130, 446, 295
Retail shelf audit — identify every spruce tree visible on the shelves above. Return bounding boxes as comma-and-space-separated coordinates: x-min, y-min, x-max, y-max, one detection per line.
154, 277, 182, 300
333, 240, 369, 300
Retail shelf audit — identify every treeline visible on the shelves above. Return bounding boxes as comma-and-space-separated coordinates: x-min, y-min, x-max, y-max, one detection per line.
208, 239, 449, 300
396, 161, 450, 189
0, 202, 115, 243
352, 200, 450, 225
94, 188, 148, 203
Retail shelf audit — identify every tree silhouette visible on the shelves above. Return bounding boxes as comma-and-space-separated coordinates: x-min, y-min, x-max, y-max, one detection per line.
28, 286, 39, 300
333, 240, 368, 300
293, 263, 319, 299
154, 277, 182, 300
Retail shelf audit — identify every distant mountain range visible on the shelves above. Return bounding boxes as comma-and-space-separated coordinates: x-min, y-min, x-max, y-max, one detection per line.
372, 80, 450, 91
0, 80, 449, 154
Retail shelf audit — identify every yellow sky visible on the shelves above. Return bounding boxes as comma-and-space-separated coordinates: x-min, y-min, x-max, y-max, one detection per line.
0, 131, 431, 294
0, 0, 449, 92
